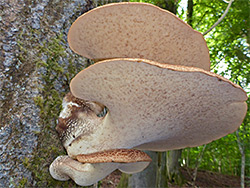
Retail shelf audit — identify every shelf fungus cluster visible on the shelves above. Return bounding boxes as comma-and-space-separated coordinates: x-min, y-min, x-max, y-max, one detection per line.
49, 2, 248, 186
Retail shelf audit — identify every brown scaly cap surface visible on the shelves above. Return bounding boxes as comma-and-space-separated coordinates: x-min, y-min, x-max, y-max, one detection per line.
76, 149, 152, 163
56, 92, 103, 148
68, 2, 210, 70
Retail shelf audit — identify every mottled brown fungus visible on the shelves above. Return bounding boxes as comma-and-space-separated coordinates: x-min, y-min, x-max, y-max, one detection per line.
68, 2, 210, 70
69, 58, 247, 155
50, 2, 248, 186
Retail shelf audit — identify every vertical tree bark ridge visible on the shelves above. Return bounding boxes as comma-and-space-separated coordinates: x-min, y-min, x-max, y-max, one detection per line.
157, 152, 168, 187
167, 149, 183, 184
0, 0, 94, 186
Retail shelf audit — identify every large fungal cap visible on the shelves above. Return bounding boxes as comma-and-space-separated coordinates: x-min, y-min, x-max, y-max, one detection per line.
68, 58, 247, 156
68, 2, 210, 70
50, 150, 151, 186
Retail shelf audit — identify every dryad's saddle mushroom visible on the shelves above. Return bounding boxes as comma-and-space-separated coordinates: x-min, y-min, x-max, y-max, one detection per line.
68, 2, 210, 71
69, 58, 247, 154
49, 2, 248, 186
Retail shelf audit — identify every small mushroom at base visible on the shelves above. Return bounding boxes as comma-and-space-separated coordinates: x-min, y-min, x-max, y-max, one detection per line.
49, 155, 120, 186
50, 149, 151, 186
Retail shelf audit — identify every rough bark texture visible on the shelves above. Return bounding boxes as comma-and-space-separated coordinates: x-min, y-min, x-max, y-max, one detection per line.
0, 0, 93, 186
157, 152, 168, 187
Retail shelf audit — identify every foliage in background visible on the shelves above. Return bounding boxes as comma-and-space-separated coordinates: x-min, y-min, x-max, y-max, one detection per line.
178, 0, 250, 185
24, 0, 249, 186
131, 0, 250, 185
130, 0, 181, 14
191, 0, 250, 86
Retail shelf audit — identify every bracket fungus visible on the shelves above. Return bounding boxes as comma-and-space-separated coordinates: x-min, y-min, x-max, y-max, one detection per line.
49, 2, 248, 186
68, 2, 210, 71
69, 58, 247, 154
50, 150, 151, 186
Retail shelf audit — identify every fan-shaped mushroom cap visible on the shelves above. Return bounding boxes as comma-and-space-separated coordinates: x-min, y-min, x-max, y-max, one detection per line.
49, 155, 120, 186
50, 154, 150, 186
68, 58, 247, 157
68, 2, 210, 70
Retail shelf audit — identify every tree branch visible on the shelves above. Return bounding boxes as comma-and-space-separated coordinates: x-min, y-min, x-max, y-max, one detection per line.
194, 10, 209, 29
203, 0, 234, 36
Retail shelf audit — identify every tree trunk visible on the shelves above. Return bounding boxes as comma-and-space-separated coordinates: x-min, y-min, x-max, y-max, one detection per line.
236, 130, 245, 188
128, 151, 158, 188
187, 0, 194, 27
156, 0, 178, 14
157, 152, 168, 187
240, 153, 245, 188
167, 149, 183, 185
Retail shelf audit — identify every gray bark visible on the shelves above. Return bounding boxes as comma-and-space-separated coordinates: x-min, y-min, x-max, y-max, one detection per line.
0, 0, 93, 186
128, 151, 158, 188
167, 149, 183, 184
157, 152, 168, 187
